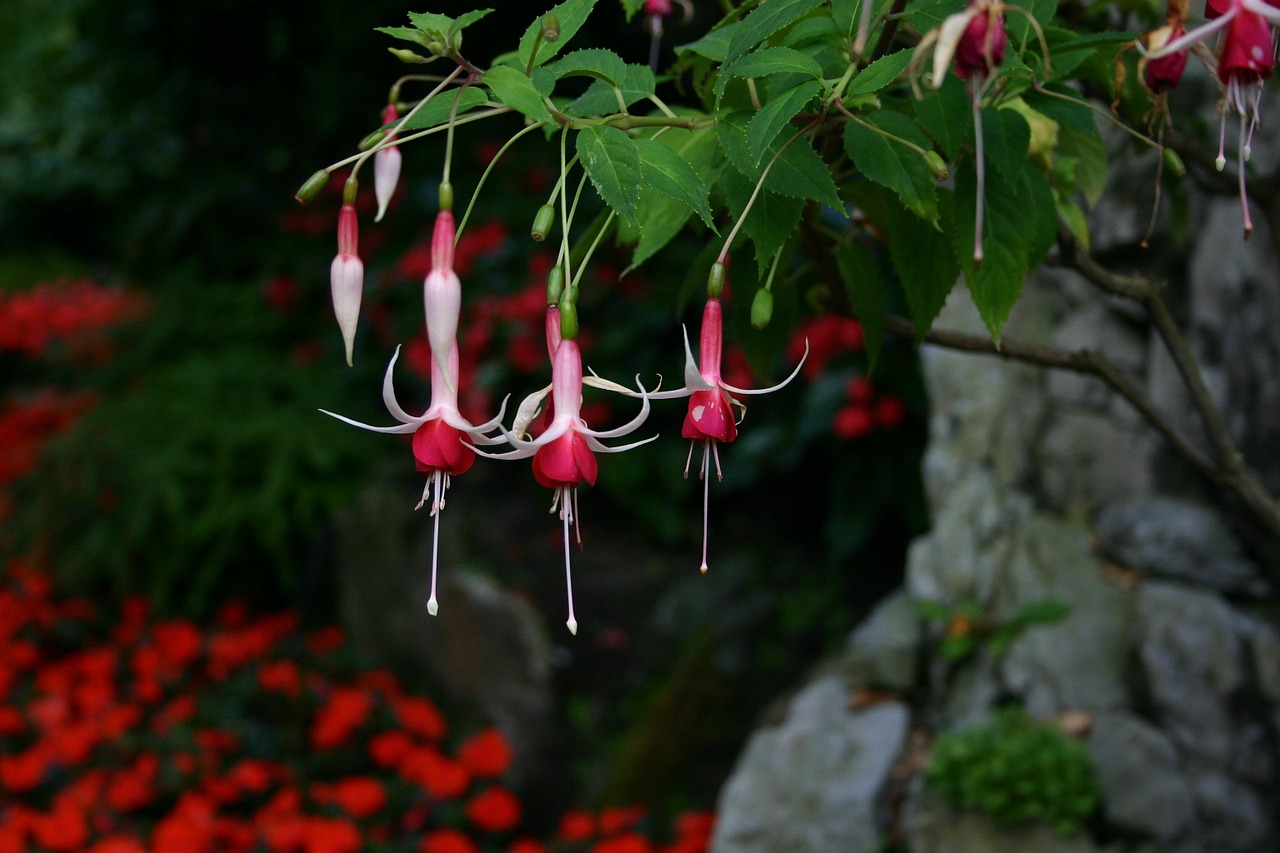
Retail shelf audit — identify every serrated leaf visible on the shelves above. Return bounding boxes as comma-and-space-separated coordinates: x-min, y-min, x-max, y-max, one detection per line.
620, 0, 645, 21
981, 107, 1030, 181
566, 64, 657, 115
747, 80, 821, 163
407, 11, 459, 37
724, 0, 825, 66
577, 126, 642, 230
889, 191, 959, 336
1057, 121, 1106, 207
724, 46, 823, 80
548, 48, 629, 86
720, 168, 805, 277
717, 112, 844, 210
837, 241, 885, 373
482, 66, 554, 124
375, 26, 429, 46
913, 74, 971, 159
397, 88, 490, 131
843, 49, 913, 97
519, 0, 599, 69
1005, 0, 1056, 46
635, 139, 716, 228
630, 190, 696, 270
675, 23, 739, 61
843, 110, 938, 224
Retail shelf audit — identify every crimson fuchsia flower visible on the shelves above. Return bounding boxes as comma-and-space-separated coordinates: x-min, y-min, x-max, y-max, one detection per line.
477, 311, 653, 635
330, 200, 363, 366
320, 345, 506, 616
424, 208, 463, 383
1145, 0, 1280, 237
374, 104, 402, 223
650, 278, 806, 574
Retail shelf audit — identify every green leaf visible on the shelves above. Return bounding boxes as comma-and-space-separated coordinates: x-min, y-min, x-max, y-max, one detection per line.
566, 64, 655, 115
747, 80, 821, 163
577, 126, 643, 230
619, 0, 645, 20
724, 0, 825, 66
407, 11, 459, 37
889, 191, 959, 336
843, 49, 913, 97
721, 168, 805, 277
375, 26, 429, 46
630, 191, 696, 270
1057, 121, 1106, 207
1006, 0, 1056, 46
548, 48, 628, 86
675, 23, 740, 62
723, 46, 823, 80
981, 107, 1030, 182
482, 66, 554, 124
1012, 598, 1072, 625
717, 112, 843, 210
837, 241, 885, 373
913, 75, 971, 159
843, 110, 938, 224
519, 0, 599, 69
453, 9, 495, 32
635, 139, 716, 228
396, 87, 490, 131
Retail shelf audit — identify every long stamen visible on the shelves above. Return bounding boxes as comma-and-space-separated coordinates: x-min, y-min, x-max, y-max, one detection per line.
683, 441, 695, 478
428, 471, 442, 616
573, 487, 583, 549
971, 79, 986, 265
1217, 101, 1229, 171
1239, 112, 1254, 239
700, 441, 711, 575
712, 440, 723, 481
562, 487, 578, 635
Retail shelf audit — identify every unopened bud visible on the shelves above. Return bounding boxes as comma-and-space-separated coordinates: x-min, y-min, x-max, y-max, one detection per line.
922, 150, 949, 180
342, 176, 359, 205
542, 14, 561, 41
1163, 148, 1186, 178
359, 129, 387, 151
546, 265, 565, 304
531, 204, 556, 241
559, 300, 579, 340
426, 40, 446, 56
438, 182, 453, 212
750, 288, 774, 330
388, 47, 428, 64
295, 169, 330, 204
707, 261, 726, 299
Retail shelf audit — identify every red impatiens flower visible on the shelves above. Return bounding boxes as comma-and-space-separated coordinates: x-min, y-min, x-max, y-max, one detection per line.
457, 727, 513, 777
466, 786, 522, 833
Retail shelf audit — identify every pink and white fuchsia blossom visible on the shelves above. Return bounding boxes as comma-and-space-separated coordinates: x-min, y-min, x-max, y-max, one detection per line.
320, 344, 506, 617
330, 202, 363, 366
1145, 0, 1280, 236
477, 314, 654, 635
650, 295, 806, 574
424, 210, 463, 387
374, 104, 402, 223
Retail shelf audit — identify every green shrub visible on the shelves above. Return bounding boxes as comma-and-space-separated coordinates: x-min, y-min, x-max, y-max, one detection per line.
924, 707, 1100, 836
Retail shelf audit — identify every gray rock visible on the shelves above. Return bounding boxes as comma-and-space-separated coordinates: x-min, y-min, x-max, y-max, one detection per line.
1094, 498, 1268, 596
904, 789, 1104, 853
710, 676, 909, 853
1188, 772, 1273, 853
1036, 412, 1155, 521
846, 589, 923, 693
1087, 711, 1195, 843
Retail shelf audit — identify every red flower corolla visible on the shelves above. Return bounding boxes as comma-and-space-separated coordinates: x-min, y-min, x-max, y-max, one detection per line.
374, 104, 402, 223
1143, 0, 1280, 237
477, 325, 652, 635
329, 203, 363, 366
650, 294, 804, 574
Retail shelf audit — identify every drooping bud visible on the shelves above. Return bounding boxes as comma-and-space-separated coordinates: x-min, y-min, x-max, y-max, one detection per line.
922, 150, 949, 180
295, 170, 330, 204
541, 14, 561, 41
707, 261, 726, 299
374, 104, 402, 222
531, 204, 556, 241
389, 47, 429, 64
546, 265, 565, 305
330, 203, 363, 366
359, 129, 387, 151
750, 289, 774, 330
438, 182, 454, 212
424, 209, 461, 375
1163, 148, 1186, 177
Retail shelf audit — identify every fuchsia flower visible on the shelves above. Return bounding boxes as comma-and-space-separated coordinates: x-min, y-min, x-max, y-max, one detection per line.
477, 312, 653, 635
424, 210, 463, 385
330, 202, 363, 366
650, 292, 806, 574
374, 104, 402, 223
1144, 0, 1280, 237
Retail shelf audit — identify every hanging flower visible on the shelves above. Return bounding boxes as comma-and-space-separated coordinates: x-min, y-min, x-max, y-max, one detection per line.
374, 104, 402, 223
476, 311, 653, 635
320, 345, 506, 616
330, 202, 363, 366
424, 209, 463, 385
1142, 0, 1280, 237
650, 285, 806, 574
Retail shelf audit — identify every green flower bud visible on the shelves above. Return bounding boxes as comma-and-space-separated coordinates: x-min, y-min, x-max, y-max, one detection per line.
750, 288, 774, 330
559, 300, 579, 340
426, 39, 446, 56
388, 47, 428, 64
546, 265, 565, 304
542, 14, 561, 41
358, 129, 387, 151
531, 204, 556, 242
294, 169, 330, 204
438, 182, 453, 212
707, 261, 726, 299
922, 150, 949, 180
342, 175, 359, 206
1163, 148, 1186, 178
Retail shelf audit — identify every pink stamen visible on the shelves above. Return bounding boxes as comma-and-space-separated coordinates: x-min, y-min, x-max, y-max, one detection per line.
1239, 113, 1254, 238
561, 486, 578, 635
700, 441, 711, 574
971, 80, 986, 265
